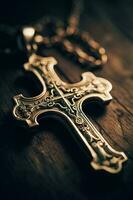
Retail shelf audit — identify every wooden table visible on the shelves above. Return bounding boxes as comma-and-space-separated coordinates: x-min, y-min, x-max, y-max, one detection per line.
0, 0, 133, 199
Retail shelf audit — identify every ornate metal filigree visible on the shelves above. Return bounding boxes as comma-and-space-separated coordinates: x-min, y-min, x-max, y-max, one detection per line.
13, 54, 127, 173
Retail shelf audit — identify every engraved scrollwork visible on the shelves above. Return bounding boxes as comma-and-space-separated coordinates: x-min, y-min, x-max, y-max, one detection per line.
13, 54, 127, 173
15, 103, 32, 119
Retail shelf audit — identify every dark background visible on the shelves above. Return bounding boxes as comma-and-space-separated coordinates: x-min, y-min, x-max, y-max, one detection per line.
0, 0, 133, 200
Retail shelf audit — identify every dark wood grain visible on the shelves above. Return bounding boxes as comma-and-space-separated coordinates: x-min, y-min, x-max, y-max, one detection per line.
0, 0, 133, 200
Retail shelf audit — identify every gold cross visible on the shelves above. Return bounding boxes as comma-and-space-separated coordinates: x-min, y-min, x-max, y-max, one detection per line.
13, 53, 127, 173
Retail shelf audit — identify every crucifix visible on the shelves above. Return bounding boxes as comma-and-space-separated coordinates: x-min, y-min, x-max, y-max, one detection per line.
13, 27, 127, 173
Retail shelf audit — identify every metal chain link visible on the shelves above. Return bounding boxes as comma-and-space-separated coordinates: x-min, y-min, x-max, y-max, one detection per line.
0, 0, 107, 68
32, 0, 107, 68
